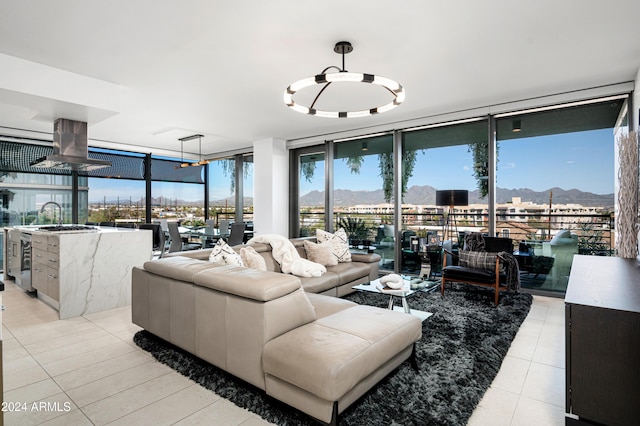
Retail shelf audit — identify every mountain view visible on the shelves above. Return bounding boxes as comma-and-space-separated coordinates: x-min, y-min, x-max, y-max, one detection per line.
300, 185, 614, 208
92, 186, 613, 209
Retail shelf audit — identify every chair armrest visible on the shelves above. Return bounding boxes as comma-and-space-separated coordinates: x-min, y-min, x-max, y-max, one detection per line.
442, 248, 458, 267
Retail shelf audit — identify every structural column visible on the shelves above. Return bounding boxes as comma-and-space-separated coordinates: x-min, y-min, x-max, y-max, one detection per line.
253, 138, 289, 236
488, 116, 497, 237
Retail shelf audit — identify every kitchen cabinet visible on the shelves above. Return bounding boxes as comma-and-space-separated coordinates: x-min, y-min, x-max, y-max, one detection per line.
31, 234, 60, 302
565, 255, 640, 426
6, 229, 20, 281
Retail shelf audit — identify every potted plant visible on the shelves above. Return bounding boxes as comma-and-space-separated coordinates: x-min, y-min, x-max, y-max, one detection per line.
337, 217, 368, 246
416, 228, 429, 251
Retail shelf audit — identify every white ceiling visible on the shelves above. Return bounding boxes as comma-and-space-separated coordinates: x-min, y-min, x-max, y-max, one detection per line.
0, 0, 639, 160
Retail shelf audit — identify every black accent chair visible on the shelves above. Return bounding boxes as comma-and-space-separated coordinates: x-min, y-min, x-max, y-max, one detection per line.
441, 234, 516, 306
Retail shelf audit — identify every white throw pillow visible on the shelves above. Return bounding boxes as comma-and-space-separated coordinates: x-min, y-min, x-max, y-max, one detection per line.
303, 240, 338, 267
240, 246, 267, 271
209, 239, 244, 267
316, 228, 352, 263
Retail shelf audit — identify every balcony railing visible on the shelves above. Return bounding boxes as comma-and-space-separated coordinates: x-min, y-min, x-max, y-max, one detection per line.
298, 211, 615, 255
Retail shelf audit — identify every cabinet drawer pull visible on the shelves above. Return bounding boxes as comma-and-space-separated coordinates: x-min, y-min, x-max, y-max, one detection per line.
48, 274, 57, 279
48, 243, 58, 247
35, 254, 43, 258
48, 259, 57, 263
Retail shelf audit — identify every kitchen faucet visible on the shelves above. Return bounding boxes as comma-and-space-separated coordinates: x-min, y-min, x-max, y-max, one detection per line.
40, 201, 63, 226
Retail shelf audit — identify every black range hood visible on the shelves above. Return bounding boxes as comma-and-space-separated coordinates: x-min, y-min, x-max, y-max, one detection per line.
30, 118, 112, 171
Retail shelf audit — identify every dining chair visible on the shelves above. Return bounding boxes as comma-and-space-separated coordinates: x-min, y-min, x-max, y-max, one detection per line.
201, 225, 219, 248
227, 222, 246, 246
218, 219, 230, 237
167, 222, 201, 253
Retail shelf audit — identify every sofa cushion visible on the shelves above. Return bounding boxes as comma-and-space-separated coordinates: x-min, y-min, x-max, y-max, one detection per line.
316, 228, 351, 263
263, 305, 422, 402
143, 256, 219, 282
193, 265, 303, 302
247, 242, 281, 272
306, 293, 357, 319
298, 271, 340, 294
209, 239, 244, 266
326, 262, 370, 285
303, 240, 338, 267
240, 246, 267, 271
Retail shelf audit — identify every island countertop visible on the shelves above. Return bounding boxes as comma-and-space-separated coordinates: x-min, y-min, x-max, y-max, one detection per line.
11, 225, 152, 319
15, 224, 140, 235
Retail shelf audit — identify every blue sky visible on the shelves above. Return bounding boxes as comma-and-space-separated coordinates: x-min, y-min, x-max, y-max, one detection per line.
87, 162, 252, 203
88, 128, 614, 202
304, 128, 614, 196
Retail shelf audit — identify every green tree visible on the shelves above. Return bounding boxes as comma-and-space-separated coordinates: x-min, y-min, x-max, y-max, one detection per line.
468, 140, 498, 198
378, 150, 417, 203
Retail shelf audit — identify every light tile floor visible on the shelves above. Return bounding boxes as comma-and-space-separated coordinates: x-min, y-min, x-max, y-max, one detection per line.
2, 280, 565, 425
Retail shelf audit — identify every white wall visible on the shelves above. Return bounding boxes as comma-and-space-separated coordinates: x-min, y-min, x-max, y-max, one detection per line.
252, 138, 289, 235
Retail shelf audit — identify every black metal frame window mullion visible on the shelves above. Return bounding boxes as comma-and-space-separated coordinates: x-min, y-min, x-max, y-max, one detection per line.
325, 141, 334, 233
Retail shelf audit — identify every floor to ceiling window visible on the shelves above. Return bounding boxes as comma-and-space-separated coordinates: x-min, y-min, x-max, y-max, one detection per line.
87, 177, 146, 224
1, 140, 79, 270
297, 149, 326, 237
1, 172, 77, 226
209, 157, 237, 226
289, 94, 626, 296
495, 99, 621, 293
333, 134, 395, 271
242, 154, 254, 224
402, 119, 489, 273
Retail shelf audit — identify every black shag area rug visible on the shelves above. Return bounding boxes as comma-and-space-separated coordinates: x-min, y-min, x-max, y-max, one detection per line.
133, 285, 532, 425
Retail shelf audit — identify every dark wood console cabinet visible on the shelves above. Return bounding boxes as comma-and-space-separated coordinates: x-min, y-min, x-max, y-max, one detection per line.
565, 255, 640, 426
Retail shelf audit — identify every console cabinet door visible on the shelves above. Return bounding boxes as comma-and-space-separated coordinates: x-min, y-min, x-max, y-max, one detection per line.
567, 303, 640, 425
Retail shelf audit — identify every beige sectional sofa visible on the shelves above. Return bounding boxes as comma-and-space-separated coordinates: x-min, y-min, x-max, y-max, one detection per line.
131, 238, 421, 424
167, 237, 381, 297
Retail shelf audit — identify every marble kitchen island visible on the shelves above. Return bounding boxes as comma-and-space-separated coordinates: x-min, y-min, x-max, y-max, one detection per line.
19, 226, 151, 319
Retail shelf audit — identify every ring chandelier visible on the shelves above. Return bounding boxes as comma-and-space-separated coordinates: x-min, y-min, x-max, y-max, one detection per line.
284, 41, 405, 118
